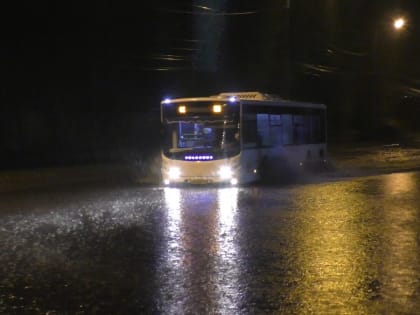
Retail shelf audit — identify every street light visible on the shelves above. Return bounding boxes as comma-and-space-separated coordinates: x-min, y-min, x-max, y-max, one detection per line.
371, 15, 407, 138
393, 17, 406, 30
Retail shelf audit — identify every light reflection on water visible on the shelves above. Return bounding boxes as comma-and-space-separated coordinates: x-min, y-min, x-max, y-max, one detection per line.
161, 188, 185, 314
163, 187, 183, 271
291, 172, 420, 314
381, 172, 419, 312
2, 171, 420, 313
160, 187, 240, 314
215, 188, 240, 314
292, 181, 373, 314
159, 172, 420, 314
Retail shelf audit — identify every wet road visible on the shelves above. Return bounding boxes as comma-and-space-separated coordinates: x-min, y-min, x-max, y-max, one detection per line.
1, 171, 420, 314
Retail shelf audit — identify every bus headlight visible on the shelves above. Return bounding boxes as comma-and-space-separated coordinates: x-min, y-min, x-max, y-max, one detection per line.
218, 166, 233, 180
168, 167, 181, 180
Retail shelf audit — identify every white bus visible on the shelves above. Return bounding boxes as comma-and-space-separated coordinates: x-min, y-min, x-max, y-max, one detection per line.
160, 91, 327, 185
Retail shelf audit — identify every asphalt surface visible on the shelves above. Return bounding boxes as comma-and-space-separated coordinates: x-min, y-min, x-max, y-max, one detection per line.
1, 143, 420, 314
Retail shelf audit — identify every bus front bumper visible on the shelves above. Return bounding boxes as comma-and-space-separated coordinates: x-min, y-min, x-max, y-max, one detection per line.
162, 163, 240, 186
163, 176, 238, 186
162, 168, 239, 186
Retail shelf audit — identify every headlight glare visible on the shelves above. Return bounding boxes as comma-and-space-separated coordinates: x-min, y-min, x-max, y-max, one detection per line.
168, 167, 181, 179
218, 166, 233, 180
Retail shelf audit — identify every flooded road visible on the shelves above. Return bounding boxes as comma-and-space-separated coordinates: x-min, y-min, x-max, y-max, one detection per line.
1, 171, 420, 314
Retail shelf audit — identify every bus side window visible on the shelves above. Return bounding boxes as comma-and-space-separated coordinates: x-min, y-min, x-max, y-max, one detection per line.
312, 114, 323, 143
293, 114, 311, 144
282, 114, 293, 145
270, 114, 282, 145
242, 113, 257, 148
257, 114, 271, 146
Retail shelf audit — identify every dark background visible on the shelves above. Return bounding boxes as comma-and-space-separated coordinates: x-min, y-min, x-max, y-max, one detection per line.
1, 0, 420, 169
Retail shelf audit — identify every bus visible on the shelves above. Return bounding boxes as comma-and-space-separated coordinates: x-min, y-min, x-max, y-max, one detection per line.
160, 91, 327, 185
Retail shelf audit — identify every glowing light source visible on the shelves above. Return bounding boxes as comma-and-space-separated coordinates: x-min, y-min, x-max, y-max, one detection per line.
184, 155, 214, 161
212, 104, 222, 113
229, 96, 237, 102
163, 98, 171, 104
394, 17, 406, 30
168, 167, 181, 179
218, 166, 233, 180
178, 105, 187, 114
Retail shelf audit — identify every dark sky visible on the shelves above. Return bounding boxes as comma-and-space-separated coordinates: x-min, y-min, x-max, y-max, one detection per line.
1, 0, 420, 167
2, 0, 420, 106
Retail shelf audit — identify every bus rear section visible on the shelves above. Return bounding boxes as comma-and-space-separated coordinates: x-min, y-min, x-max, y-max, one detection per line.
239, 99, 328, 182
160, 97, 242, 185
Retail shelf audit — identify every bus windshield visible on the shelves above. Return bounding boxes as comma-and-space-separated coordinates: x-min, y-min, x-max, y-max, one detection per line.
161, 100, 240, 160
163, 120, 240, 159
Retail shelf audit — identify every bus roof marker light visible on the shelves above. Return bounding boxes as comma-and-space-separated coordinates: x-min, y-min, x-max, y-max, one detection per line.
229, 96, 237, 102
178, 105, 187, 114
163, 98, 171, 104
212, 104, 222, 113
